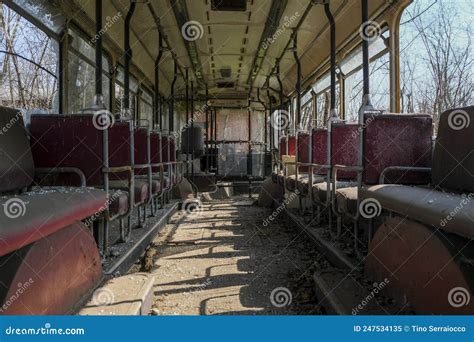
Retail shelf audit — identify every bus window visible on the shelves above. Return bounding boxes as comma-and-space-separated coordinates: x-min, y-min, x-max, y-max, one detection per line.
0, 3, 58, 112
139, 88, 153, 128
399, 0, 473, 125
68, 28, 111, 112
115, 66, 138, 117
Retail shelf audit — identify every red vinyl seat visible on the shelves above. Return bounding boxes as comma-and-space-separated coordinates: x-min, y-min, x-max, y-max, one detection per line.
29, 114, 148, 210
311, 123, 360, 204
0, 187, 106, 257
362, 106, 474, 238
0, 106, 107, 256
335, 113, 433, 216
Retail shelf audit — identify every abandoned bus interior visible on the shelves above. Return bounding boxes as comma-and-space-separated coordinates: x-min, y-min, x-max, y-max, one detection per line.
0, 0, 473, 317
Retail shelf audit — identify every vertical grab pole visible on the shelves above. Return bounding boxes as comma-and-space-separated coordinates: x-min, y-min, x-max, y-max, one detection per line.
324, 1, 337, 228
124, 0, 136, 239
292, 30, 301, 192
95, 0, 108, 254
205, 85, 209, 173
358, 0, 373, 190
185, 68, 189, 176
169, 60, 177, 190
159, 95, 164, 129
357, 0, 374, 251
325, 3, 337, 119
191, 80, 194, 178
155, 34, 163, 130
258, 87, 268, 177
293, 30, 301, 128
248, 106, 252, 198
267, 85, 272, 156
361, 0, 372, 112
276, 65, 283, 160
124, 1, 136, 116
214, 108, 218, 175
95, 0, 103, 107
209, 105, 213, 173
170, 59, 177, 133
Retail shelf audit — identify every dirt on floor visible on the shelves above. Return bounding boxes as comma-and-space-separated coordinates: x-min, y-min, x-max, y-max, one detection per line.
130, 197, 326, 315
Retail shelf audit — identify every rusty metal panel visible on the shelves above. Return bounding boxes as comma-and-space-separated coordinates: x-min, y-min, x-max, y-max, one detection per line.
0, 222, 102, 315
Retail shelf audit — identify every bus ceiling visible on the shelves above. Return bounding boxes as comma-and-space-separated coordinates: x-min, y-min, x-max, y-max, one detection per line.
4, 0, 411, 107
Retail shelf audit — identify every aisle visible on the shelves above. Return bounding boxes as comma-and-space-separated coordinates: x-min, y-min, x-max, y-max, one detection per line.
140, 198, 322, 315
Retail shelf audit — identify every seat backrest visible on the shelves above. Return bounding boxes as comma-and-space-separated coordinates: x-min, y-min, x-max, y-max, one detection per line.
150, 132, 161, 173
297, 132, 310, 172
0, 106, 34, 192
311, 128, 327, 175
432, 106, 474, 193
287, 135, 296, 156
363, 113, 432, 184
297, 132, 310, 162
161, 135, 170, 163
134, 128, 148, 175
30, 115, 131, 186
279, 137, 286, 158
331, 123, 360, 179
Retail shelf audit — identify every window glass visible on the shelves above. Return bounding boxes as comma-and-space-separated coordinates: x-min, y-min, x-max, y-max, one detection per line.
0, 3, 58, 112
6, 0, 65, 34
315, 92, 327, 127
67, 29, 111, 112
115, 66, 138, 117
344, 54, 390, 122
139, 89, 153, 128
399, 1, 472, 124
339, 36, 388, 76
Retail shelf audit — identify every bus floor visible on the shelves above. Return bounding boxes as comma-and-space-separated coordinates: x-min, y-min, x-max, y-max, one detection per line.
130, 197, 324, 315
